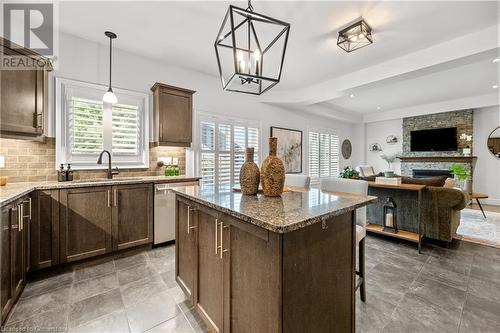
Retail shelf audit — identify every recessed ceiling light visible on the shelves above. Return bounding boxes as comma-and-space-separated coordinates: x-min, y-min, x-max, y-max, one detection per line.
377, 106, 381, 110
493, 85, 499, 89
349, 93, 355, 98
493, 58, 500, 63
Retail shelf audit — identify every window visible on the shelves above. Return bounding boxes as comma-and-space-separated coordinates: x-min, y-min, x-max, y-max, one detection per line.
56, 78, 149, 169
199, 115, 260, 190
308, 130, 340, 180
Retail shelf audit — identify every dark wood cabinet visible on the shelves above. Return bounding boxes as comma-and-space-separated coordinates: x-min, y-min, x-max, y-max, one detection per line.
1, 204, 13, 323
59, 187, 113, 263
112, 184, 153, 251
175, 198, 198, 304
151, 83, 195, 147
1, 195, 31, 325
31, 190, 59, 270
0, 38, 51, 140
196, 208, 223, 333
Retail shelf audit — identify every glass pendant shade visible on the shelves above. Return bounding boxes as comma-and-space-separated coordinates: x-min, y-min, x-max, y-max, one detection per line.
337, 19, 373, 53
214, 2, 290, 95
103, 88, 118, 104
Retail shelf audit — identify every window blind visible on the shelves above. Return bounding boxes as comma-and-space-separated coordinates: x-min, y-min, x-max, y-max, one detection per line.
308, 131, 340, 179
199, 117, 260, 190
70, 97, 104, 155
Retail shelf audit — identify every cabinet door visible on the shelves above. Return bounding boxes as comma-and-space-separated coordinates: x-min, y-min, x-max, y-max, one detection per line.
0, 45, 46, 138
175, 199, 198, 304
112, 184, 153, 251
158, 90, 192, 146
196, 210, 223, 333
31, 190, 59, 270
1, 205, 13, 323
59, 187, 112, 263
11, 202, 25, 300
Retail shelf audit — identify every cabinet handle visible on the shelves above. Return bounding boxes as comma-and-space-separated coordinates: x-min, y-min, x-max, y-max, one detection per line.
19, 204, 22, 231
114, 188, 118, 207
187, 207, 197, 234
11, 206, 18, 230
107, 190, 111, 207
215, 218, 218, 255
219, 223, 230, 259
159, 124, 163, 140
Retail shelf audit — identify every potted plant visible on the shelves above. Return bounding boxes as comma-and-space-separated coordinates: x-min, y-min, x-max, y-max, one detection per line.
380, 153, 399, 178
448, 164, 472, 193
459, 133, 472, 156
339, 166, 359, 179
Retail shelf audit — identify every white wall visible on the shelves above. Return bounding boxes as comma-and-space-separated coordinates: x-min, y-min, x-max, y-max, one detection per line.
473, 106, 500, 206
364, 119, 403, 174
49, 32, 361, 175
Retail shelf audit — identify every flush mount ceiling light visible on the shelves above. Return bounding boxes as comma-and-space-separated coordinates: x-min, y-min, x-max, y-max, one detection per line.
214, 0, 290, 95
102, 31, 118, 105
337, 19, 373, 53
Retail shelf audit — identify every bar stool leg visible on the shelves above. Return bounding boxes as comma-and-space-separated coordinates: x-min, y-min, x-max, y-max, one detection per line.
359, 237, 366, 302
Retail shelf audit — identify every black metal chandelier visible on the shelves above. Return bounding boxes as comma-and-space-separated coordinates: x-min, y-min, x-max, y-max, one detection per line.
214, 0, 290, 95
337, 19, 373, 53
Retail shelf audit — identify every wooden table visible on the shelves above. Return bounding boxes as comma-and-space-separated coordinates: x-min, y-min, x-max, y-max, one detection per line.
366, 181, 426, 253
470, 192, 489, 218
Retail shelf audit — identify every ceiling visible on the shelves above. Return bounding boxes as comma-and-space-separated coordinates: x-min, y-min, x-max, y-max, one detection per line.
58, 1, 500, 120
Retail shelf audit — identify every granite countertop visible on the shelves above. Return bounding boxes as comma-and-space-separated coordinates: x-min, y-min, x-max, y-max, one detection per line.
0, 176, 200, 206
173, 185, 378, 233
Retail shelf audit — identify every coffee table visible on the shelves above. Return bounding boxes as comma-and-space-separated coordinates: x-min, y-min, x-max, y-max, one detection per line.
470, 192, 488, 218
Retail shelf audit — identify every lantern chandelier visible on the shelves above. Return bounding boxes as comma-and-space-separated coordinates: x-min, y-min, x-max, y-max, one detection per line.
214, 0, 290, 95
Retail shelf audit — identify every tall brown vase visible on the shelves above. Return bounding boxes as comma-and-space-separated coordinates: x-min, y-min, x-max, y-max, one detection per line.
261, 137, 285, 197
239, 147, 260, 195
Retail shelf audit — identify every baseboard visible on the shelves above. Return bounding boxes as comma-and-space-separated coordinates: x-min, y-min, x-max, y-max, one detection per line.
482, 198, 500, 206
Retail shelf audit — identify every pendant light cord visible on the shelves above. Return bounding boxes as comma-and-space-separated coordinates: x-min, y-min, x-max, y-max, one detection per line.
108, 36, 112, 89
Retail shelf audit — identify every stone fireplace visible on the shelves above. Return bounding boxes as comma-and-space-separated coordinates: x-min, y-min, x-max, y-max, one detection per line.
400, 110, 474, 179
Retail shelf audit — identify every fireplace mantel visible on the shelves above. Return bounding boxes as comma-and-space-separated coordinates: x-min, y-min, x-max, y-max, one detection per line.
399, 156, 477, 163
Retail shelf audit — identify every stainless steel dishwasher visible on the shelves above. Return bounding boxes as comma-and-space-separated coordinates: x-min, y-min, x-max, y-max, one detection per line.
154, 181, 198, 245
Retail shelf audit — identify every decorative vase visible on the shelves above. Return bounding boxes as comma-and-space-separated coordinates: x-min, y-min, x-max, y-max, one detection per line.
384, 171, 395, 178
239, 147, 260, 195
260, 137, 285, 197
462, 179, 472, 194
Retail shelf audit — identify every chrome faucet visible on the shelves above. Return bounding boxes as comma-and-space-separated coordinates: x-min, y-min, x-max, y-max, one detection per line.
97, 150, 118, 179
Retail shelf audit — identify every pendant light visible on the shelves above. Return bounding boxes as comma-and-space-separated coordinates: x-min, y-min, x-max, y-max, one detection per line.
214, 0, 290, 95
103, 31, 118, 104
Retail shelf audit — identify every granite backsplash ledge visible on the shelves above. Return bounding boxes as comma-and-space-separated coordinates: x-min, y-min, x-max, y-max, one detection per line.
0, 138, 186, 183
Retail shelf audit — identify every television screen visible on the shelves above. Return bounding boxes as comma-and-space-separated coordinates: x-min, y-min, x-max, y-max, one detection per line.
410, 127, 457, 152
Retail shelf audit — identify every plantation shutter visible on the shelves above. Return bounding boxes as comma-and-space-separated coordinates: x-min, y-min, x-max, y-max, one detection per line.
112, 104, 140, 155
199, 116, 260, 190
308, 130, 340, 180
69, 97, 104, 155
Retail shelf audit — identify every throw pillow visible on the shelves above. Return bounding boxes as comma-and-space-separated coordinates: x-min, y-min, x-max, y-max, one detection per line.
444, 178, 457, 188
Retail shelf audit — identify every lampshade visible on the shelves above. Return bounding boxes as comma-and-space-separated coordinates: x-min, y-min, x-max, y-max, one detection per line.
103, 88, 118, 104
337, 19, 373, 53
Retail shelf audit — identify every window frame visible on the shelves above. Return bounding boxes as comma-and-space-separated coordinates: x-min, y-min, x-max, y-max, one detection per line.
195, 111, 262, 190
307, 127, 340, 182
55, 77, 149, 170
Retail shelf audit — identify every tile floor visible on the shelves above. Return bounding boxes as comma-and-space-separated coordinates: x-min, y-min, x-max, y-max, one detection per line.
4, 236, 500, 333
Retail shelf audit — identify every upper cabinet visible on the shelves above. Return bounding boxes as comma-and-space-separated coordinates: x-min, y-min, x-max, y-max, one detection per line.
151, 82, 195, 147
0, 38, 52, 140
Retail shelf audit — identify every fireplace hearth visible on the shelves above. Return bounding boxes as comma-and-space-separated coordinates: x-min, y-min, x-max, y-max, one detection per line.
412, 169, 453, 178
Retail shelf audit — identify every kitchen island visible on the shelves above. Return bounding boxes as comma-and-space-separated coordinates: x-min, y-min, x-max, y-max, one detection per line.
173, 185, 377, 333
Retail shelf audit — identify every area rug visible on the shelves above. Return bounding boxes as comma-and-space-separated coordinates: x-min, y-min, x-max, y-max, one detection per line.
455, 208, 500, 248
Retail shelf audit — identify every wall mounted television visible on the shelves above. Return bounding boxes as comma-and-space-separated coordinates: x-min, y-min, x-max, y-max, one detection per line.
410, 127, 458, 152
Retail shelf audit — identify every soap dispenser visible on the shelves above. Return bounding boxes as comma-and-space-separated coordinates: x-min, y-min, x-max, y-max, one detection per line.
66, 164, 74, 181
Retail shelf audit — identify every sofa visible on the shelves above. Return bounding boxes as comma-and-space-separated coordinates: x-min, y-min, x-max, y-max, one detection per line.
364, 174, 468, 243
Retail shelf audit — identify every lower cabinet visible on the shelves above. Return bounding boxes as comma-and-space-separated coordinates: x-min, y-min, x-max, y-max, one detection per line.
1, 196, 31, 325
30, 190, 59, 270
59, 184, 153, 263
59, 187, 113, 263
176, 197, 281, 333
196, 207, 223, 332
175, 199, 198, 304
112, 184, 153, 251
